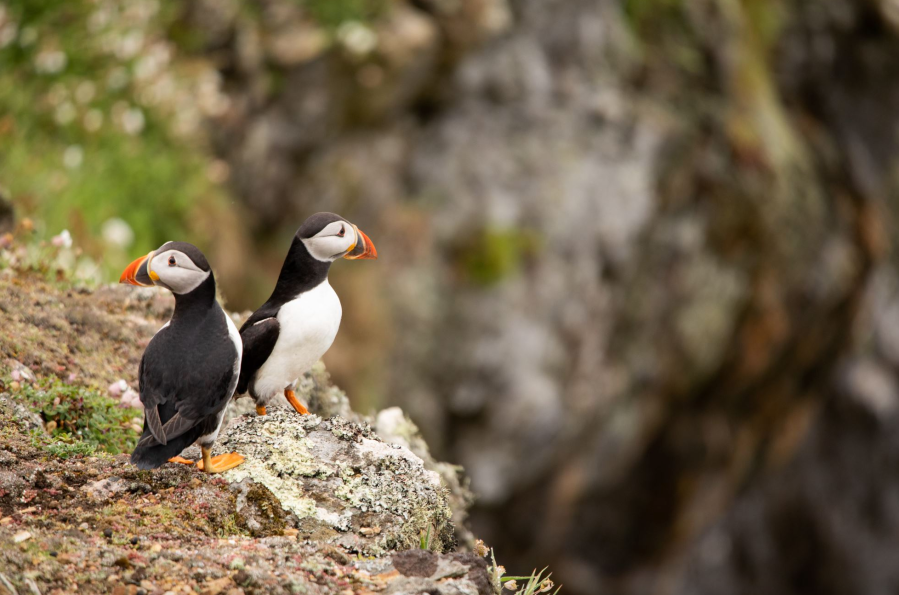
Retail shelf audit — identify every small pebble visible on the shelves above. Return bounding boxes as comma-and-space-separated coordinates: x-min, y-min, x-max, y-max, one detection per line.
130, 536, 139, 545
103, 528, 113, 538
49, 551, 58, 557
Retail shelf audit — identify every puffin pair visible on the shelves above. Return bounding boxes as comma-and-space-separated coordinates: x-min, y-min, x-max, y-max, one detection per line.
121, 213, 377, 473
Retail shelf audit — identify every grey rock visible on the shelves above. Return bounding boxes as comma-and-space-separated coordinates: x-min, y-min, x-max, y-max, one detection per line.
217, 408, 454, 556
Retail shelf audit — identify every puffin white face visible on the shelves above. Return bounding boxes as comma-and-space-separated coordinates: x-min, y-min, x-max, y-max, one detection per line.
302, 220, 359, 262
120, 241, 212, 295
145, 247, 210, 294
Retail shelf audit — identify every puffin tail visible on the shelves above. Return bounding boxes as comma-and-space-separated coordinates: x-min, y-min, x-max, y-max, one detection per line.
130, 426, 202, 470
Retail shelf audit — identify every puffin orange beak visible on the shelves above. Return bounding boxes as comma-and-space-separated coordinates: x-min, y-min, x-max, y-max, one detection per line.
120, 252, 155, 286
344, 226, 378, 260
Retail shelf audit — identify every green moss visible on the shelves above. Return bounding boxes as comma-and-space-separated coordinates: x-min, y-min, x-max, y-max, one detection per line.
139, 504, 176, 525
239, 483, 289, 537
455, 228, 541, 286
215, 513, 243, 537
622, 0, 705, 77
18, 379, 141, 455
624, 0, 683, 27
298, 0, 388, 29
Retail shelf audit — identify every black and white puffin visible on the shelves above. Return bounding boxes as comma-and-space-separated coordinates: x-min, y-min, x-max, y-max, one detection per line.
237, 212, 377, 415
120, 241, 245, 473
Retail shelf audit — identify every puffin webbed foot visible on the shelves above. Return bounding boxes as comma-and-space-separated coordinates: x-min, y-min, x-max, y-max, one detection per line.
284, 389, 309, 415
197, 447, 244, 473
168, 456, 195, 465
255, 404, 267, 416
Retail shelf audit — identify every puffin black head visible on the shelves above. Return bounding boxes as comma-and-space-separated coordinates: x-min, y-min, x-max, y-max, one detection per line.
120, 241, 212, 295
296, 212, 378, 262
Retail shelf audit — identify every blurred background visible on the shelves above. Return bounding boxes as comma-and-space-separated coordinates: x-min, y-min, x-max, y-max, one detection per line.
3, 0, 899, 593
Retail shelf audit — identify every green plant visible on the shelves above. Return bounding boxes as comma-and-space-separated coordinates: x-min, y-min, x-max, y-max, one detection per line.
455, 227, 541, 286
20, 379, 141, 455
501, 568, 560, 595
300, 0, 388, 29
489, 547, 561, 595
30, 430, 97, 459
419, 524, 432, 550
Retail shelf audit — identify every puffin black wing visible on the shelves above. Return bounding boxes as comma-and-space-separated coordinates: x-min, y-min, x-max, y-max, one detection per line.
137, 354, 172, 446
237, 317, 280, 395
131, 314, 239, 469
135, 348, 204, 448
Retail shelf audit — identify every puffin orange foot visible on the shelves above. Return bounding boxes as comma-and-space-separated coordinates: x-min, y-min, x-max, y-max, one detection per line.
284, 389, 309, 415
168, 456, 194, 465
255, 404, 267, 416
197, 447, 244, 473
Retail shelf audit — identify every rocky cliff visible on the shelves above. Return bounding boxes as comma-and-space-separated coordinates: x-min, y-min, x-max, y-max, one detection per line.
6, 0, 899, 593
0, 253, 502, 595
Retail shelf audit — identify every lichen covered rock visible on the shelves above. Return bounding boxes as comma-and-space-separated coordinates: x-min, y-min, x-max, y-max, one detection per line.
217, 408, 455, 555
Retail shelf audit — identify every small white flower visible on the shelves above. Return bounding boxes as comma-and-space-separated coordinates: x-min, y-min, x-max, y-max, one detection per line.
107, 66, 129, 91
54, 101, 77, 125
337, 21, 378, 56
63, 145, 83, 170
101, 218, 134, 248
116, 30, 144, 60
51, 229, 73, 249
108, 379, 128, 397
0, 23, 18, 49
83, 109, 103, 132
121, 107, 145, 135
120, 388, 142, 409
75, 81, 96, 104
35, 49, 67, 74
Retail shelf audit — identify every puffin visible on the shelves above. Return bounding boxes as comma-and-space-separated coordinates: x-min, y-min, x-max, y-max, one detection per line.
120, 241, 245, 473
237, 212, 377, 416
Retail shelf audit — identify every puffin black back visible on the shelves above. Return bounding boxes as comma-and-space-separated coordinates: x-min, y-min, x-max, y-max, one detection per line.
120, 242, 245, 474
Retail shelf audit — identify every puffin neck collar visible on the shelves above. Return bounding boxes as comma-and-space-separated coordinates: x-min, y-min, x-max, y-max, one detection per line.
171, 272, 217, 318
270, 237, 331, 301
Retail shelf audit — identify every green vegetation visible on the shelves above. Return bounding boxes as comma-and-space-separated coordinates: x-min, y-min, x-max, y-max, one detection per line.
31, 431, 97, 459
419, 524, 432, 550
300, 0, 388, 29
501, 569, 560, 595
488, 547, 561, 595
18, 379, 141, 456
455, 227, 541, 286
0, 0, 232, 283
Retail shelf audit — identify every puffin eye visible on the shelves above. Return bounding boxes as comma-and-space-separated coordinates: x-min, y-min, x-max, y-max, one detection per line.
337, 226, 345, 238
168, 256, 176, 267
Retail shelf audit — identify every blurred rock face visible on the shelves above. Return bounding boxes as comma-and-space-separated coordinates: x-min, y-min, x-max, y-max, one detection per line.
180, 0, 899, 593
